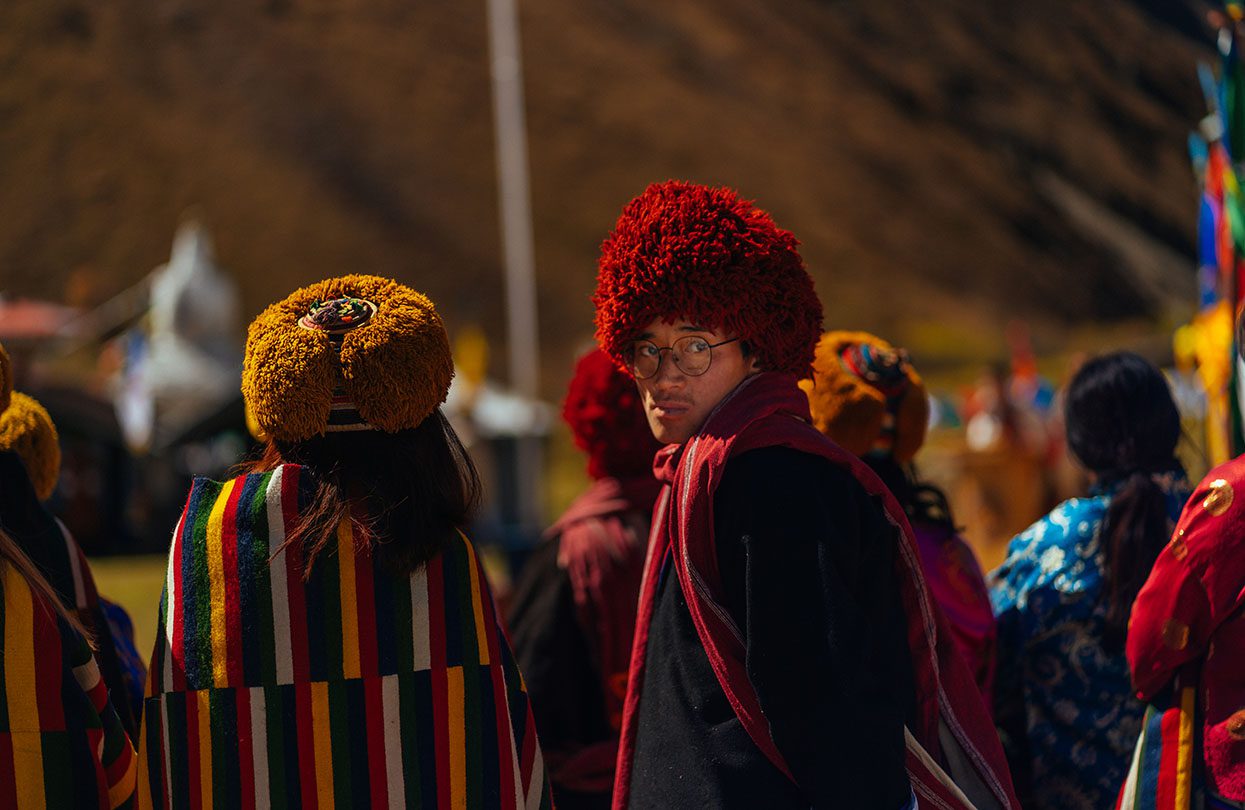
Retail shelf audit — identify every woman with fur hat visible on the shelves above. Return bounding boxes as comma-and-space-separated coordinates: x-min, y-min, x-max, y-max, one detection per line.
596, 180, 1016, 809
507, 348, 662, 810
0, 345, 137, 807
136, 276, 551, 809
0, 344, 140, 737
800, 331, 996, 702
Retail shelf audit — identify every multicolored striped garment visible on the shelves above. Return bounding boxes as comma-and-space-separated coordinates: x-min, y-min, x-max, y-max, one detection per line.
1116, 674, 1198, 810
137, 464, 551, 809
0, 561, 138, 809
0, 449, 138, 735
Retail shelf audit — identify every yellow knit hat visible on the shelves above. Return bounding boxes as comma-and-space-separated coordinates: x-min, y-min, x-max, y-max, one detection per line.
242, 274, 454, 442
0, 341, 11, 414
799, 331, 928, 464
0, 392, 62, 501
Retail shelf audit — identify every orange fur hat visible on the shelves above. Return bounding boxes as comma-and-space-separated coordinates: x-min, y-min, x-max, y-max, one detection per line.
0, 391, 61, 501
799, 331, 928, 464
242, 275, 454, 443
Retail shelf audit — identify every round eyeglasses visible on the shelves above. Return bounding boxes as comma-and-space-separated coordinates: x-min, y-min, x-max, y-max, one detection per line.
628, 336, 740, 380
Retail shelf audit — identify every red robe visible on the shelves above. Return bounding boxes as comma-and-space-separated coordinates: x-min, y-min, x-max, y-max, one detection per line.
1128, 457, 1245, 801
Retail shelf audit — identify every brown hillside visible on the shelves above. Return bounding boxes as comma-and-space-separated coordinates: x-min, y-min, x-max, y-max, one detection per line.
0, 0, 1211, 392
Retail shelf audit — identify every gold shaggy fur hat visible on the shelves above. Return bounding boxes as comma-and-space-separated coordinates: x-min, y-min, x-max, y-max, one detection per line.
242, 274, 454, 443
799, 330, 928, 465
0, 341, 11, 414
0, 391, 62, 501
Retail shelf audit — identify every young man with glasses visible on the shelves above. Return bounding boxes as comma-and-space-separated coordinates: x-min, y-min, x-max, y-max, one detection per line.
593, 181, 1017, 809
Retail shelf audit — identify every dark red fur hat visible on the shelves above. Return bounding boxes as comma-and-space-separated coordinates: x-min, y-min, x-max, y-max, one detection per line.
563, 348, 662, 480
593, 180, 823, 376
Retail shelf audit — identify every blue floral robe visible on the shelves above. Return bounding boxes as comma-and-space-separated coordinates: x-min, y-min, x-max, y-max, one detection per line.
989, 473, 1190, 810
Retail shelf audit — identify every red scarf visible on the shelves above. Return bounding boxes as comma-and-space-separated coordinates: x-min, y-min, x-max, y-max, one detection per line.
612, 372, 1018, 809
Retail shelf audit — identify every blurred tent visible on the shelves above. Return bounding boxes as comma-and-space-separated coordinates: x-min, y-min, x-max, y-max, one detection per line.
0, 298, 82, 342
0, 220, 247, 551
109, 220, 242, 454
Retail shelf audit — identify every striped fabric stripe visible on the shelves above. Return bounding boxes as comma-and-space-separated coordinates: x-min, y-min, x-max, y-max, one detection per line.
1175, 686, 1195, 806
412, 568, 432, 671
338, 521, 361, 681
248, 688, 268, 810
55, 518, 89, 609
4, 564, 46, 806
381, 675, 404, 807
206, 479, 234, 689
160, 504, 184, 695
311, 681, 335, 805
266, 469, 294, 687
138, 464, 550, 808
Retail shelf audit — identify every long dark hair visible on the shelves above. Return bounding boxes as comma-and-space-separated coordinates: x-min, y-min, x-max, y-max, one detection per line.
1064, 351, 1183, 650
240, 409, 481, 576
865, 454, 958, 534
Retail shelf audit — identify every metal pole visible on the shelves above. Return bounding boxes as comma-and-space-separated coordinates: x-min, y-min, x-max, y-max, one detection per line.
486, 0, 543, 531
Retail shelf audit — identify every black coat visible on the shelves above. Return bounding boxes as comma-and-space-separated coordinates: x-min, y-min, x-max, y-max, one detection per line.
628, 446, 916, 809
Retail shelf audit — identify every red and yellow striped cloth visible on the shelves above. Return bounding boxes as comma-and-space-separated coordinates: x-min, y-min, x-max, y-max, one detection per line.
137, 464, 550, 809
1117, 679, 1198, 810
0, 562, 138, 809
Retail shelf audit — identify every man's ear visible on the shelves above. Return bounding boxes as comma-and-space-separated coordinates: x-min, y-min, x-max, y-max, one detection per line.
741, 340, 762, 374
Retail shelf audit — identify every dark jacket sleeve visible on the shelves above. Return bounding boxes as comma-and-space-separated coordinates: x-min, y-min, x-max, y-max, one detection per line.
714, 447, 915, 809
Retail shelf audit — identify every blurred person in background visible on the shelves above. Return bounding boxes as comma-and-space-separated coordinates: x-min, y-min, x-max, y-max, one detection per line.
595, 181, 1016, 810
801, 331, 995, 704
990, 351, 1190, 809
0, 341, 141, 736
136, 276, 551, 808
507, 348, 663, 809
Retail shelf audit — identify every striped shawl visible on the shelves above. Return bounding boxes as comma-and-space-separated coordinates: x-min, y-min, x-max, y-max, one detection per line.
0, 562, 138, 808
137, 464, 550, 809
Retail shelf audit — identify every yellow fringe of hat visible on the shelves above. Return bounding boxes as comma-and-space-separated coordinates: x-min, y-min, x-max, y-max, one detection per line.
0, 392, 61, 501
799, 330, 928, 465
0, 341, 11, 414
242, 274, 454, 443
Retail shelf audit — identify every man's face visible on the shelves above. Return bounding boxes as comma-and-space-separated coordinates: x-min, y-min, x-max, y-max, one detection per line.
631, 318, 759, 444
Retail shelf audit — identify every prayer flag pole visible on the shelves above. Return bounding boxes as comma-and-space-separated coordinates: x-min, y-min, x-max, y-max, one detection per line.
487, 0, 544, 532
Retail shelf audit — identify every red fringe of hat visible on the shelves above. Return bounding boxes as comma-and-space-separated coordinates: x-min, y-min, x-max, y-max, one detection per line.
593, 181, 823, 377
563, 348, 663, 480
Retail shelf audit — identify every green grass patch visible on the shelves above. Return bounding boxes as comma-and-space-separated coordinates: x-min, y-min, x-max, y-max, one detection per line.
89, 554, 166, 660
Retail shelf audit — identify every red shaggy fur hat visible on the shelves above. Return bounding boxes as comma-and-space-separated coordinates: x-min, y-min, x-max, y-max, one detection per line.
563, 348, 662, 480
593, 181, 823, 376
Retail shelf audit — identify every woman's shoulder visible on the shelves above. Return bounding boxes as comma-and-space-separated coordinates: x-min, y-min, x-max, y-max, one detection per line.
1008, 495, 1109, 560
183, 463, 310, 510
991, 495, 1110, 609
190, 462, 307, 490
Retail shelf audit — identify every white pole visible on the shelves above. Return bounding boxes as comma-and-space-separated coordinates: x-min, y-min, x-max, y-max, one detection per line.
486, 0, 543, 530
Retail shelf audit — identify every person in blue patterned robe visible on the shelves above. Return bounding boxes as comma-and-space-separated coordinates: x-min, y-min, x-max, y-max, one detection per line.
990, 352, 1191, 810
